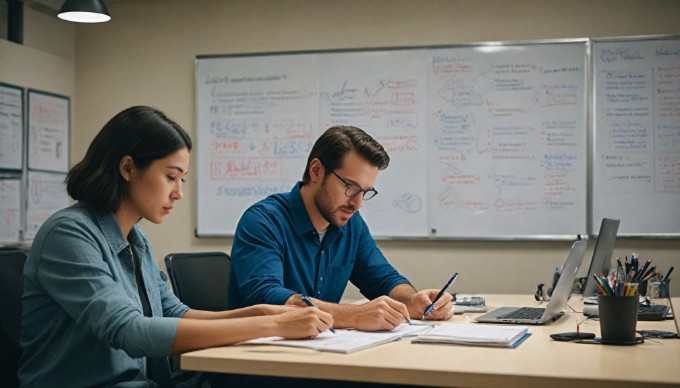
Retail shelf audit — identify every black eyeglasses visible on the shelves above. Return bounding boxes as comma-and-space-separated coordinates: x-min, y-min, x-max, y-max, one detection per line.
322, 163, 378, 201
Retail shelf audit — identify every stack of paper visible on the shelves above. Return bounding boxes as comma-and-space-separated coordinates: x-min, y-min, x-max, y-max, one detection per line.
241, 323, 430, 353
412, 323, 530, 348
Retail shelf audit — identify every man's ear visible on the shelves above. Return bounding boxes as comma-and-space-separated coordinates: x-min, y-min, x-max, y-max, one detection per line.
119, 155, 135, 182
308, 158, 324, 183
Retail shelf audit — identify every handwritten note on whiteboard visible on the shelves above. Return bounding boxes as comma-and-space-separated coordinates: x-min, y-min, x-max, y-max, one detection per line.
592, 38, 680, 236
28, 90, 70, 173
0, 83, 23, 170
25, 171, 69, 239
0, 179, 21, 244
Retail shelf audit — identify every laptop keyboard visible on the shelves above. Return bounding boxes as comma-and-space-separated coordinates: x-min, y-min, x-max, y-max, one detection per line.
638, 304, 670, 321
498, 307, 545, 320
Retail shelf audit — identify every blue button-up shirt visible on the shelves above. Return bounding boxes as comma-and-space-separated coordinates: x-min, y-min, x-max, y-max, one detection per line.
227, 182, 411, 309
19, 203, 189, 387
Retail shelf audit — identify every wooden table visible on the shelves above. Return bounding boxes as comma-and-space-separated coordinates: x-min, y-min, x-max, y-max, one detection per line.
181, 295, 680, 387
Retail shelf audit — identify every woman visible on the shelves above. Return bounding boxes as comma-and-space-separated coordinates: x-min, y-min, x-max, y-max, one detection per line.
19, 106, 332, 387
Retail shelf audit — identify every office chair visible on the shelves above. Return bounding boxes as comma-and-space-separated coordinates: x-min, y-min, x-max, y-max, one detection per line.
0, 249, 28, 388
164, 252, 231, 387
164, 252, 230, 311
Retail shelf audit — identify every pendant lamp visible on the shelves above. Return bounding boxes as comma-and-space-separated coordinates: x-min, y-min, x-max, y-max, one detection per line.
58, 0, 111, 23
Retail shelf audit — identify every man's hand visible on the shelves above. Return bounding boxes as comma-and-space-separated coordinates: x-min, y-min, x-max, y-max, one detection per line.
407, 289, 453, 320
347, 296, 411, 331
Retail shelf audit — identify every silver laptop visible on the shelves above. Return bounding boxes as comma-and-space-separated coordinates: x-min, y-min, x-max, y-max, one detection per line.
475, 239, 587, 325
582, 218, 620, 297
670, 297, 680, 337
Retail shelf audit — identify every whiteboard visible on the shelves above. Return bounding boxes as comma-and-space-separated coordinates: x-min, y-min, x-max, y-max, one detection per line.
195, 41, 588, 238
196, 54, 321, 236
25, 170, 69, 240
28, 90, 70, 173
428, 43, 588, 238
0, 83, 23, 171
0, 178, 21, 244
592, 37, 680, 236
319, 50, 429, 237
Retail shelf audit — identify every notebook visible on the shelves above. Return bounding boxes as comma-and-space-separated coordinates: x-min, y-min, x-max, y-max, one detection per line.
581, 218, 620, 297
475, 239, 587, 325
412, 323, 530, 348
240, 323, 430, 353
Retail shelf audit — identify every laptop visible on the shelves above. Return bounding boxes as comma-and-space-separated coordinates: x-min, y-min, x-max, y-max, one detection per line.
670, 297, 680, 337
475, 239, 587, 325
581, 218, 620, 297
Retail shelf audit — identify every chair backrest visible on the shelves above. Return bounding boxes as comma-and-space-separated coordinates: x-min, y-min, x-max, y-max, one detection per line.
164, 252, 230, 311
0, 249, 28, 388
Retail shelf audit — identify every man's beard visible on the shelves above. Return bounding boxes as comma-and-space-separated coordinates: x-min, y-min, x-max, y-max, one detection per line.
314, 177, 356, 227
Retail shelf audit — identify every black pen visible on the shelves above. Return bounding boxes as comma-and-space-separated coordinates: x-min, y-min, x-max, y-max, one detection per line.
423, 272, 459, 317
634, 259, 652, 282
663, 266, 674, 282
300, 294, 335, 333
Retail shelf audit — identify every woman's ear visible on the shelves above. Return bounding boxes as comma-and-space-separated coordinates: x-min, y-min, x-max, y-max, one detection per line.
119, 155, 135, 182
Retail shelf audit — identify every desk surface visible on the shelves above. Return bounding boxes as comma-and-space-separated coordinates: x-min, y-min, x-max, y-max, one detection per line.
181, 295, 680, 388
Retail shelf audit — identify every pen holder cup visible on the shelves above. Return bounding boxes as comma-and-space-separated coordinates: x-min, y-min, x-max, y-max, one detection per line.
659, 280, 670, 298
639, 279, 648, 297
597, 295, 638, 343
647, 280, 671, 299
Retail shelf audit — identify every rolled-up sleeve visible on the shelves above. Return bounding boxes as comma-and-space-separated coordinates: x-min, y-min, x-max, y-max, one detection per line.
35, 220, 178, 358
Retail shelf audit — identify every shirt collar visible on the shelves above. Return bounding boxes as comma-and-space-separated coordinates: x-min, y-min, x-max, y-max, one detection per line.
80, 202, 144, 254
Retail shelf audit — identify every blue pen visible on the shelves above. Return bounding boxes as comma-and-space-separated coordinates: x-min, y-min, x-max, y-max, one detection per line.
300, 294, 335, 333
423, 272, 459, 318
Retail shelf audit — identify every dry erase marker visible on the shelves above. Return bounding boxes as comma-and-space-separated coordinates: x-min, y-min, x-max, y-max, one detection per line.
423, 272, 459, 317
301, 294, 335, 333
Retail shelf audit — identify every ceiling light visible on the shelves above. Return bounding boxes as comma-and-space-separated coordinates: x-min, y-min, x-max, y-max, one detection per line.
58, 0, 111, 23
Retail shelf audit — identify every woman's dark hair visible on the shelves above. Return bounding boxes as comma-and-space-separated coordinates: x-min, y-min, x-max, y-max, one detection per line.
302, 126, 389, 185
66, 106, 192, 213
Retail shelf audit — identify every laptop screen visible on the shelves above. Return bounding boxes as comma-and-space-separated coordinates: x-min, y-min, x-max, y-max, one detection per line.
582, 218, 620, 297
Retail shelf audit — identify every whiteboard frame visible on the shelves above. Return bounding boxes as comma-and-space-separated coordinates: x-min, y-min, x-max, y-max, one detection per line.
195, 38, 591, 240
27, 89, 71, 173
590, 34, 680, 238
0, 82, 24, 172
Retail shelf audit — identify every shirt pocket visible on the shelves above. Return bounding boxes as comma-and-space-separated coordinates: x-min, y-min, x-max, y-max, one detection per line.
330, 263, 354, 283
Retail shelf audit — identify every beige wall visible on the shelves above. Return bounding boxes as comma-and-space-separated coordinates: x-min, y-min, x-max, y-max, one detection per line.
4, 0, 680, 297
0, 5, 74, 100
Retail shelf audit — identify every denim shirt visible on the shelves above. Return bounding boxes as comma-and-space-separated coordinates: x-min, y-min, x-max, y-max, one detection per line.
227, 182, 411, 309
19, 203, 190, 387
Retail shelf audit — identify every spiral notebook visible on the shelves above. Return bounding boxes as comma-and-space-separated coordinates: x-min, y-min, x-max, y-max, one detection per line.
412, 323, 530, 348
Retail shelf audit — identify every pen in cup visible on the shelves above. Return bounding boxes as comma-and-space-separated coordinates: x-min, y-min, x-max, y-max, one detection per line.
423, 272, 459, 318
300, 294, 335, 333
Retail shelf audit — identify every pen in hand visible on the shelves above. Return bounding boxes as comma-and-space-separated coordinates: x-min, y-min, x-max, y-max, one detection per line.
300, 294, 335, 333
423, 272, 459, 318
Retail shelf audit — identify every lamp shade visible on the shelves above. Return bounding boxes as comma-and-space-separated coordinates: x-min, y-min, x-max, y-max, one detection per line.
58, 0, 111, 23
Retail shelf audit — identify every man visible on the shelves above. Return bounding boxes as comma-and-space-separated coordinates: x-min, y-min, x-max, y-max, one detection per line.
227, 125, 452, 330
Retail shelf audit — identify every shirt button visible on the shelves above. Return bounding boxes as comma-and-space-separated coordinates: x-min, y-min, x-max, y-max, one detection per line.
320, 277, 323, 282
317, 291, 321, 295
